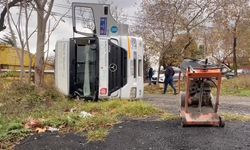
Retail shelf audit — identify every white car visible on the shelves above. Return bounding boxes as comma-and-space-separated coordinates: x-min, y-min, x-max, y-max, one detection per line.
151, 67, 183, 84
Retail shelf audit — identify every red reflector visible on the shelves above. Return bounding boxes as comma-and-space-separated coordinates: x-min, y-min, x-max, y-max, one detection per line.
100, 88, 107, 95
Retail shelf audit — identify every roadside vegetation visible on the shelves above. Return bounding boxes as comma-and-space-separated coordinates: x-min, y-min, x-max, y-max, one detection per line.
222, 75, 250, 97
0, 80, 161, 149
1, 75, 250, 149
221, 113, 250, 122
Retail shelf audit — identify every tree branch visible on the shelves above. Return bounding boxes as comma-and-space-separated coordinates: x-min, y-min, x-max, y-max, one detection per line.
0, 0, 22, 32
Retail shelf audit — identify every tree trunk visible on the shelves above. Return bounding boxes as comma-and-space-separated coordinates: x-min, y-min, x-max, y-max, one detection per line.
34, 0, 54, 87
6, 1, 23, 80
23, 0, 33, 83
20, 44, 25, 81
35, 10, 46, 87
181, 30, 192, 56
232, 30, 238, 76
28, 56, 33, 83
157, 61, 161, 85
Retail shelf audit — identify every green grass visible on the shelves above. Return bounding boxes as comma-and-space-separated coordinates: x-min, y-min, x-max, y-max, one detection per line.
0, 71, 19, 78
222, 75, 250, 97
0, 80, 161, 148
161, 113, 180, 121
87, 128, 109, 142
221, 113, 250, 122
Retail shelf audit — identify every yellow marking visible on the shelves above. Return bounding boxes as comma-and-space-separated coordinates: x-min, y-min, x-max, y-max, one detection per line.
127, 36, 131, 59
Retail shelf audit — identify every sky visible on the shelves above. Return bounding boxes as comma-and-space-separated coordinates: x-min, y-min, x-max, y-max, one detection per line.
0, 0, 141, 55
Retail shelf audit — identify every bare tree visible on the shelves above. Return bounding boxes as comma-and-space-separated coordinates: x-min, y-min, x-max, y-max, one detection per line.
98, 0, 128, 23
6, 0, 23, 80
134, 0, 182, 84
24, 0, 36, 82
213, 0, 250, 75
5, 0, 36, 82
0, 32, 16, 46
0, 0, 24, 32
178, 0, 219, 54
32, 0, 54, 87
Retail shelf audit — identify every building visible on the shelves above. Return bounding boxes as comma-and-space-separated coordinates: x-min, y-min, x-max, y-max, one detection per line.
0, 44, 35, 70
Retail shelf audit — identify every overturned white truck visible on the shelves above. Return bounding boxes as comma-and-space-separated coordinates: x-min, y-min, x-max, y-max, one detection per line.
55, 2, 144, 100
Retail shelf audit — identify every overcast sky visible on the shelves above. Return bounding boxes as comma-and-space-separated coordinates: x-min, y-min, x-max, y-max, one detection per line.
0, 0, 141, 54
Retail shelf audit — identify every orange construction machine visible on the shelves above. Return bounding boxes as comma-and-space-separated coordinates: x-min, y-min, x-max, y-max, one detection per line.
179, 59, 225, 127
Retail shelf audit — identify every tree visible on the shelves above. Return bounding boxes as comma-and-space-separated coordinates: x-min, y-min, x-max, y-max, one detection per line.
4, 0, 36, 82
24, 0, 36, 82
135, 0, 182, 84
0, 0, 29, 32
237, 20, 250, 66
213, 0, 250, 75
32, 0, 54, 87
172, 34, 199, 62
176, 0, 218, 55
0, 32, 16, 46
134, 0, 217, 85
98, 0, 127, 23
6, 1, 25, 80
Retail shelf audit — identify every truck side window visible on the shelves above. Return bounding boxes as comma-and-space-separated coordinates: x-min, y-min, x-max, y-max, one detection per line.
138, 59, 142, 77
133, 52, 137, 78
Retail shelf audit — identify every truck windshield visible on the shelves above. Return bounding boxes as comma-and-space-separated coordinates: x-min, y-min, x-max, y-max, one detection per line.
76, 44, 97, 98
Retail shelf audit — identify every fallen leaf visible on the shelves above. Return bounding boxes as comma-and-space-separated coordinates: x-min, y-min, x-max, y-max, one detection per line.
110, 109, 117, 114
24, 119, 43, 129
35, 127, 46, 133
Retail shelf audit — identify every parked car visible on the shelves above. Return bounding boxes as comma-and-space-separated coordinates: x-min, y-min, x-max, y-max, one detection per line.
151, 67, 183, 84
224, 69, 245, 79
151, 70, 160, 84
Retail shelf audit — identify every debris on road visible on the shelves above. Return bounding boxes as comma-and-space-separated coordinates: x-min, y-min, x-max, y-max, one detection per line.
70, 108, 77, 113
24, 119, 43, 129
47, 127, 59, 132
79, 111, 93, 118
35, 127, 46, 133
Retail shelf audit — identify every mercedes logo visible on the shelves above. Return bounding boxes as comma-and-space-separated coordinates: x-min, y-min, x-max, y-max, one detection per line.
109, 63, 118, 72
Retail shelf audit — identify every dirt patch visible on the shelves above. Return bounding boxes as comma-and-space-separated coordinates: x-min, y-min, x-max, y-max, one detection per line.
15, 120, 250, 150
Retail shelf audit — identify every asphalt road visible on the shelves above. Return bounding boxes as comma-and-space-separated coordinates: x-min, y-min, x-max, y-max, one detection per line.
15, 120, 250, 150
15, 94, 250, 150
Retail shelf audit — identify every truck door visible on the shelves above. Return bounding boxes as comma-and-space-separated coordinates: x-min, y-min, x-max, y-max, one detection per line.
69, 37, 99, 100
